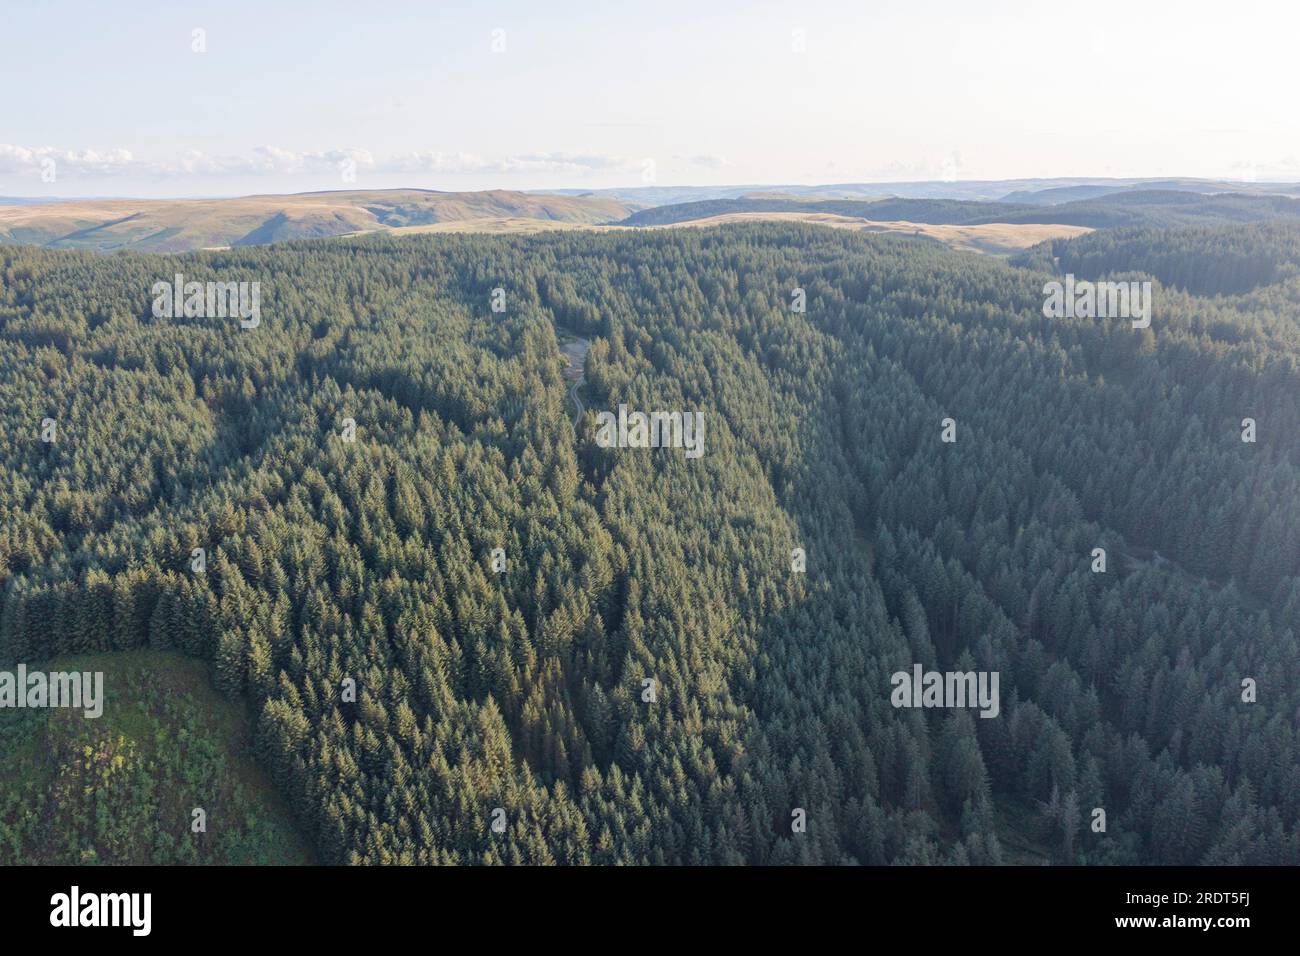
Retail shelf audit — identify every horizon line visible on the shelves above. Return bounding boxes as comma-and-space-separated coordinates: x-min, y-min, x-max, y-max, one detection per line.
3, 174, 1300, 205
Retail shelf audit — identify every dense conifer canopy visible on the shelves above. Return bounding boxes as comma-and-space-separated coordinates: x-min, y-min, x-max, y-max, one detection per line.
2, 223, 1297, 864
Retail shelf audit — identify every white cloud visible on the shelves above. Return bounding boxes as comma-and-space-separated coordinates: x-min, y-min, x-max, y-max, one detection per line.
0, 144, 633, 182
676, 153, 731, 169
376, 150, 632, 176
493, 152, 631, 174
0, 144, 136, 175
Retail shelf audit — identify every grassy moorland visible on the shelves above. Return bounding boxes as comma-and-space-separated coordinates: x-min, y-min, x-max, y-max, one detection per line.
0, 188, 632, 253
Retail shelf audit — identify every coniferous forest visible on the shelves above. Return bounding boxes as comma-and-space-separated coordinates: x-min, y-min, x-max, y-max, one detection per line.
2, 222, 1299, 865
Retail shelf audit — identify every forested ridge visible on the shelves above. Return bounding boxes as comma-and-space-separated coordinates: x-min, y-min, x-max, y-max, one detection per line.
1, 223, 1298, 864
620, 196, 1029, 227
1016, 221, 1300, 296
622, 190, 1300, 231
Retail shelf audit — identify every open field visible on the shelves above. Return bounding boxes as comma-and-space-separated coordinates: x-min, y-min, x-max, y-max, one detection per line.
362, 210, 1091, 255
650, 211, 1092, 254
380, 216, 617, 236
370, 210, 1091, 255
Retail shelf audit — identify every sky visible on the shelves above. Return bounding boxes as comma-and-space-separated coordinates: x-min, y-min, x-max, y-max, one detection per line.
2, 0, 1298, 198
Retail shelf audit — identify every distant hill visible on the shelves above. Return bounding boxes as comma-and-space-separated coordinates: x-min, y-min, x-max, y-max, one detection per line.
1013, 220, 1300, 295
1000, 179, 1300, 205
975, 190, 1300, 229
999, 185, 1134, 205
0, 188, 632, 252
10, 183, 1300, 254
0, 196, 71, 206
621, 196, 1030, 227
550, 176, 1300, 207
624, 190, 1300, 233
652, 210, 1090, 255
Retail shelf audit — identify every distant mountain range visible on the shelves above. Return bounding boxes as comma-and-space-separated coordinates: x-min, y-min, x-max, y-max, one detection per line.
0, 196, 72, 206
6, 178, 1300, 253
549, 176, 1300, 205
0, 189, 633, 252
619, 189, 1300, 231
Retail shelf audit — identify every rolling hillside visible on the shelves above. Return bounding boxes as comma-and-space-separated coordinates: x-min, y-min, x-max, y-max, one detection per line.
551, 177, 1300, 207
10, 185, 1300, 255
620, 196, 1030, 227
623, 190, 1300, 233
975, 189, 1300, 229
0, 189, 633, 253
652, 211, 1091, 254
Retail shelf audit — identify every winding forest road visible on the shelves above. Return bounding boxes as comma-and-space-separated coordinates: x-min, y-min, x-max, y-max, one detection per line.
569, 377, 585, 426
562, 336, 590, 427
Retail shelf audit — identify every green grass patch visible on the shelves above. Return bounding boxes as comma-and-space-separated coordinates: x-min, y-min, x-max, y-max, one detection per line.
0, 650, 314, 865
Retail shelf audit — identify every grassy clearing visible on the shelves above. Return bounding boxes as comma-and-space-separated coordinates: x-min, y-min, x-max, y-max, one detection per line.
654, 211, 1091, 254
0, 650, 314, 865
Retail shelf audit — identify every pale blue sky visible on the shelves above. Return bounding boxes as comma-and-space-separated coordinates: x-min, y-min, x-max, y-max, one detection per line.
3, 0, 1296, 197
